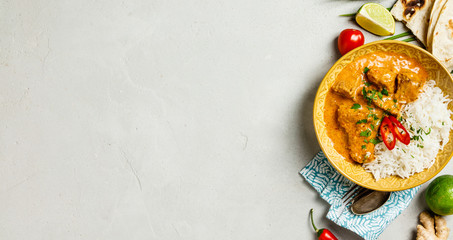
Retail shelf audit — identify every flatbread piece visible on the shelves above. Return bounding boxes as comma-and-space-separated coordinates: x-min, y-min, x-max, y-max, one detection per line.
391, 0, 435, 46
431, 0, 453, 72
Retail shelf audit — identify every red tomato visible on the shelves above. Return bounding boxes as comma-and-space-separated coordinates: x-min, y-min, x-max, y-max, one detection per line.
337, 29, 365, 55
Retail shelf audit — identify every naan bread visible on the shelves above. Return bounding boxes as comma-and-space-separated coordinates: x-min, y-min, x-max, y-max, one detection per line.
431, 0, 453, 72
427, 0, 448, 51
391, 0, 435, 46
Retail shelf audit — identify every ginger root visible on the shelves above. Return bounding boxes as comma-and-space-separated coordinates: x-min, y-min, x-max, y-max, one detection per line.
416, 211, 450, 240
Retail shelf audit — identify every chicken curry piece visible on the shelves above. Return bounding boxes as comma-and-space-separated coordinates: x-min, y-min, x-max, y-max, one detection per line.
325, 51, 428, 163
337, 101, 383, 163
395, 70, 426, 103
366, 67, 397, 93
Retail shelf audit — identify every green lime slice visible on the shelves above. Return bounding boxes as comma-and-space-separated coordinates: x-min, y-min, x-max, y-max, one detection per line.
356, 3, 395, 36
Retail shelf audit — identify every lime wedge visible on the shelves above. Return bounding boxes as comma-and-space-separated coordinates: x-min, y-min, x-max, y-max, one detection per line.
355, 3, 395, 36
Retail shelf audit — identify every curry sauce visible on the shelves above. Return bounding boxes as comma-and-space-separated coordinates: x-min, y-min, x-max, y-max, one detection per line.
325, 51, 428, 163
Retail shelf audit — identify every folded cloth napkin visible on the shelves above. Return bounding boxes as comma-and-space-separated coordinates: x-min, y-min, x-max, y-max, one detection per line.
300, 151, 420, 240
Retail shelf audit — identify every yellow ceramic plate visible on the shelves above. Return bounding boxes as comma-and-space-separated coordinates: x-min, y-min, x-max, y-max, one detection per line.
314, 40, 453, 191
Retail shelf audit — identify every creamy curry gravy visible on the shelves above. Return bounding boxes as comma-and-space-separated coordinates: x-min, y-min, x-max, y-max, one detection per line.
325, 51, 428, 163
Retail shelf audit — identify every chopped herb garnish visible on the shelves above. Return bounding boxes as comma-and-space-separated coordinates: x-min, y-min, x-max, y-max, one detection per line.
442, 122, 445, 126
421, 128, 431, 135
351, 103, 361, 109
381, 88, 389, 96
364, 67, 370, 73
370, 124, 375, 130
393, 99, 397, 103
366, 113, 379, 120
371, 91, 377, 100
360, 129, 372, 137
364, 82, 371, 87
377, 92, 383, 99
411, 155, 415, 158
399, 116, 403, 122
417, 144, 424, 148
402, 149, 406, 153
367, 106, 374, 110
412, 135, 424, 141
369, 138, 382, 145
356, 119, 367, 124
362, 87, 375, 104
410, 126, 415, 131
362, 145, 366, 149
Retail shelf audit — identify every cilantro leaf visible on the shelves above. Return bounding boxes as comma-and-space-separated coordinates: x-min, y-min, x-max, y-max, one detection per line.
360, 129, 371, 137
377, 92, 383, 100
351, 103, 361, 109
369, 138, 382, 145
356, 119, 367, 124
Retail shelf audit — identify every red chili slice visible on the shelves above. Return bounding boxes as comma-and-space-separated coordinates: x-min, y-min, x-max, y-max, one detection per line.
380, 117, 396, 150
388, 116, 411, 145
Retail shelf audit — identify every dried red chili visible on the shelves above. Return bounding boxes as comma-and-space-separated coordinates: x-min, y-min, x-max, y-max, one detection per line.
380, 117, 396, 150
309, 209, 338, 240
388, 116, 411, 145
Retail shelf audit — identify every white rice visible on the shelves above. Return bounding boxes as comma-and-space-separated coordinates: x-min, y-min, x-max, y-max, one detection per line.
363, 80, 453, 180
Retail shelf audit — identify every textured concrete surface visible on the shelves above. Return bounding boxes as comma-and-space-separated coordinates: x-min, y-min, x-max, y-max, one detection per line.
0, 0, 450, 239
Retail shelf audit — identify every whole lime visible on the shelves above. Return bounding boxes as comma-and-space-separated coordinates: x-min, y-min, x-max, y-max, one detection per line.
425, 175, 453, 215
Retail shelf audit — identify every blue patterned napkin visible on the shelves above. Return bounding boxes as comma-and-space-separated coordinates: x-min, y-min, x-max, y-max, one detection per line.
300, 151, 420, 240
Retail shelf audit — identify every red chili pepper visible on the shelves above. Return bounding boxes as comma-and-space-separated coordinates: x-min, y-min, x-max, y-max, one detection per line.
309, 209, 338, 240
380, 117, 396, 150
388, 116, 411, 145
